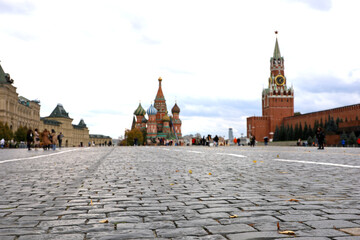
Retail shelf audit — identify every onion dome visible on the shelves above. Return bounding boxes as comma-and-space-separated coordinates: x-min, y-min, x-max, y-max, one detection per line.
147, 104, 158, 115
171, 103, 180, 114
142, 117, 148, 123
134, 103, 146, 116
162, 114, 170, 122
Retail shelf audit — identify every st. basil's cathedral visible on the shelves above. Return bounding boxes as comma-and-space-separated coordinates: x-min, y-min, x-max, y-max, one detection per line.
132, 77, 182, 144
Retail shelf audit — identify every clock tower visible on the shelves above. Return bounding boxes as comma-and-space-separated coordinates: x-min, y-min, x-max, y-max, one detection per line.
262, 33, 294, 136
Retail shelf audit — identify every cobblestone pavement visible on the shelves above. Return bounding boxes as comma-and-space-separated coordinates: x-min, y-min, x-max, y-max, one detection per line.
1, 146, 360, 240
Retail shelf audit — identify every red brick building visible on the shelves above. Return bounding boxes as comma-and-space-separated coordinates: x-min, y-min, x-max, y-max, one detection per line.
247, 34, 360, 143
247, 35, 294, 141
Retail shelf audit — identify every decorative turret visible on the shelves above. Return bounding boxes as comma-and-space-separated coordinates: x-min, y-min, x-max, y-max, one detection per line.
171, 103, 180, 114
134, 103, 146, 116
147, 104, 158, 115
133, 103, 146, 129
146, 104, 158, 138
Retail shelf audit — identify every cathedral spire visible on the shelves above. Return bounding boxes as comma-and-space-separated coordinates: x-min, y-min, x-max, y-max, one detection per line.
155, 77, 165, 101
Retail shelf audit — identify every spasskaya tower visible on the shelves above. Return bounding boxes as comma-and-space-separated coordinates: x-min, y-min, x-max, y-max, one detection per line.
247, 32, 294, 141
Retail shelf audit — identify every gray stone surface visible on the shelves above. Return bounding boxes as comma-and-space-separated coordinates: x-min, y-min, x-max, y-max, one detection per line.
1, 146, 360, 239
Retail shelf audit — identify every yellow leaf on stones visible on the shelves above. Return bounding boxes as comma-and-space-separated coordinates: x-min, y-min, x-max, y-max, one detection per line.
99, 219, 108, 223
260, 161, 264, 163
277, 155, 279, 158
170, 183, 174, 185
208, 173, 212, 175
189, 170, 192, 174
229, 215, 238, 218
278, 230, 295, 235
175, 170, 179, 172
253, 160, 257, 163
90, 199, 93, 206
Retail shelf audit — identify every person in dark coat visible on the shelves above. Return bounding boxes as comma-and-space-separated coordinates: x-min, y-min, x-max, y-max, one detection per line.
316, 127, 325, 150
26, 129, 34, 151
213, 135, 219, 147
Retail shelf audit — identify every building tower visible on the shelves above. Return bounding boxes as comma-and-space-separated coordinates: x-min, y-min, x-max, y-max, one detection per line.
162, 113, 171, 135
262, 32, 294, 135
154, 77, 167, 133
146, 104, 158, 138
171, 103, 182, 137
133, 103, 146, 130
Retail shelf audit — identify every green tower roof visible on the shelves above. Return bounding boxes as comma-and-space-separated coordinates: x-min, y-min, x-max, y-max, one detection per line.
49, 104, 70, 118
273, 38, 281, 59
134, 103, 146, 116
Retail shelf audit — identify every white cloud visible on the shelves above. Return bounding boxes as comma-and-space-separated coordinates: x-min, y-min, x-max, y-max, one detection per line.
1, 0, 359, 138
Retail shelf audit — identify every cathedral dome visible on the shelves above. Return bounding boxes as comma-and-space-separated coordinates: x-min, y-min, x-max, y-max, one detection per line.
171, 103, 180, 113
147, 104, 158, 115
134, 103, 146, 116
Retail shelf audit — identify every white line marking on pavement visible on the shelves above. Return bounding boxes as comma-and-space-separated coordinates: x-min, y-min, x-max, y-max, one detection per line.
0, 148, 86, 164
216, 153, 247, 158
187, 150, 204, 154
273, 158, 360, 169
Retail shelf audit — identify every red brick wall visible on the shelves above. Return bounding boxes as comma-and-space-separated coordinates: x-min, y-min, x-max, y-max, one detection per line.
283, 104, 360, 129
247, 116, 270, 141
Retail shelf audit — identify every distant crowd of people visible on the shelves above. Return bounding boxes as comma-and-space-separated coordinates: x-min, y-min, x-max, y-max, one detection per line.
25, 128, 64, 151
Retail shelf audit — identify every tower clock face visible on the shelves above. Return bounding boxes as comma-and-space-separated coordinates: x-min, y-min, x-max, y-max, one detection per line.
275, 75, 285, 86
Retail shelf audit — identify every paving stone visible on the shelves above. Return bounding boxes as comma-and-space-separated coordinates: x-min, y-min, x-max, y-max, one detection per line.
156, 227, 208, 238
304, 220, 360, 229
176, 219, 220, 228
227, 231, 289, 239
18, 234, 84, 240
277, 214, 327, 222
90, 229, 155, 239
206, 223, 255, 234
2, 147, 360, 239
296, 229, 348, 237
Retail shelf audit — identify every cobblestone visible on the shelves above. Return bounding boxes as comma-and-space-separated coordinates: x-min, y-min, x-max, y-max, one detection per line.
1, 146, 360, 239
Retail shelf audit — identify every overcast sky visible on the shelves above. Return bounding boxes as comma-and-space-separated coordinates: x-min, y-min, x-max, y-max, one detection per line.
1, 0, 360, 139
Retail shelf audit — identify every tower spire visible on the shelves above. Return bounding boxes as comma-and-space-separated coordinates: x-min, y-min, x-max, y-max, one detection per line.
273, 31, 281, 59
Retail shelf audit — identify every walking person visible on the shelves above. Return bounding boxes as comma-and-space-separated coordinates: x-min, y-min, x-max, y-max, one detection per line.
41, 129, 51, 150
34, 129, 40, 150
316, 127, 325, 150
1, 138, 5, 149
213, 135, 219, 147
250, 135, 256, 147
51, 129, 57, 150
57, 132, 64, 149
26, 129, 34, 151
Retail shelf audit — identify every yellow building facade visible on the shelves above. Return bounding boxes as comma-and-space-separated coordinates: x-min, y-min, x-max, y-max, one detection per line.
0, 63, 100, 147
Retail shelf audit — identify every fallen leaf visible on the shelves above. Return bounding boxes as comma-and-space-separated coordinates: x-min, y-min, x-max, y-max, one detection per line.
278, 230, 295, 235
248, 223, 255, 227
253, 160, 257, 163
208, 172, 212, 175
90, 199, 93, 206
99, 219, 109, 223
287, 199, 300, 202
277, 222, 280, 230
189, 170, 192, 174
260, 161, 264, 163
277, 155, 279, 158
229, 215, 238, 218
175, 170, 179, 172
170, 183, 174, 186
